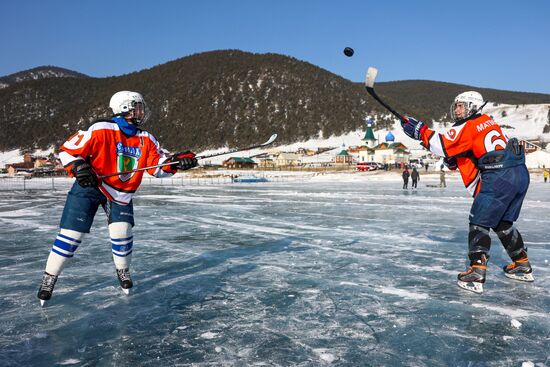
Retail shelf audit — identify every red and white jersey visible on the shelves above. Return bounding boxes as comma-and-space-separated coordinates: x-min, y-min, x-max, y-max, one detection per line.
420, 114, 508, 196
59, 120, 174, 204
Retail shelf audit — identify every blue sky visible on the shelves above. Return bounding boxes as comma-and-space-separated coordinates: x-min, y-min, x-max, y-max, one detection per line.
1, 0, 549, 93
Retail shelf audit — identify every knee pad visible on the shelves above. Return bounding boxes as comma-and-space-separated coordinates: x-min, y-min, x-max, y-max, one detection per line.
468, 224, 491, 256
109, 222, 133, 258
494, 221, 525, 260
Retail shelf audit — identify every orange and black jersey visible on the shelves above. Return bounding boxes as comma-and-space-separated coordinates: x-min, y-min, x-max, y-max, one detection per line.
420, 114, 508, 196
59, 120, 175, 204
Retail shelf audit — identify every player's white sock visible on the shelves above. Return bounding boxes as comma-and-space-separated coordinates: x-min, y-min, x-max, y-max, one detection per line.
44, 229, 84, 276
109, 222, 133, 270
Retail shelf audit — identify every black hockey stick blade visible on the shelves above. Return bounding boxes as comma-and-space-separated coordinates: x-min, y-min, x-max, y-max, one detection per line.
365, 67, 407, 124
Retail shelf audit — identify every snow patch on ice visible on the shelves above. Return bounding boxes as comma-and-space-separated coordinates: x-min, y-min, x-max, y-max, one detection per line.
470, 303, 535, 318
58, 359, 81, 365
313, 348, 336, 363
0, 209, 41, 218
376, 286, 430, 300
511, 319, 522, 328
339, 281, 359, 286
200, 332, 219, 339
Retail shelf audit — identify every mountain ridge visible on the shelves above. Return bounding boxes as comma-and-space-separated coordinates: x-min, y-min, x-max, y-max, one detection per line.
1, 50, 549, 152
0, 66, 88, 89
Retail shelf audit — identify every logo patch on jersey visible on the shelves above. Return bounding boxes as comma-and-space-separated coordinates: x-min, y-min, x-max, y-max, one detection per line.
447, 129, 457, 140
116, 142, 141, 182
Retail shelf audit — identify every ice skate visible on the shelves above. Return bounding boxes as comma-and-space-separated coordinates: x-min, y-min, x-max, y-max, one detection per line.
503, 254, 534, 282
457, 256, 487, 294
37, 272, 58, 306
116, 268, 133, 294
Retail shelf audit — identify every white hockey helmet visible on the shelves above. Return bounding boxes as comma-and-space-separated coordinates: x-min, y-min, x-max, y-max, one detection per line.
109, 91, 149, 125
450, 91, 485, 122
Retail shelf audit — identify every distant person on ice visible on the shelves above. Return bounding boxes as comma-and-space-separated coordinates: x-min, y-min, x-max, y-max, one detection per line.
400, 91, 532, 293
37, 91, 198, 305
411, 167, 420, 189
543, 166, 549, 183
439, 165, 446, 188
402, 167, 410, 189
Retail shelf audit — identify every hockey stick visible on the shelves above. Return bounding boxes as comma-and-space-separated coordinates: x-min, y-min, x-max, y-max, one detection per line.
365, 67, 407, 124
100, 133, 278, 178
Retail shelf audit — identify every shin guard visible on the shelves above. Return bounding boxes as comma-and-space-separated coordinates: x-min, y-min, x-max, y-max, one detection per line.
109, 222, 133, 270
45, 229, 84, 276
468, 224, 491, 257
494, 221, 525, 261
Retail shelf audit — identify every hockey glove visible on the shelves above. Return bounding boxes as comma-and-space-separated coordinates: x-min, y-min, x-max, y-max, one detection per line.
71, 160, 99, 188
402, 117, 427, 140
443, 156, 458, 170
167, 151, 198, 171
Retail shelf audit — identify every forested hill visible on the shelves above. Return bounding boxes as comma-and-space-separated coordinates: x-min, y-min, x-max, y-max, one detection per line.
373, 80, 550, 122
0, 66, 88, 89
1, 50, 549, 152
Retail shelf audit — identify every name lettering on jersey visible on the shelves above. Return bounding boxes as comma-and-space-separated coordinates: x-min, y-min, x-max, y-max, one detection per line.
116, 142, 142, 158
476, 119, 496, 132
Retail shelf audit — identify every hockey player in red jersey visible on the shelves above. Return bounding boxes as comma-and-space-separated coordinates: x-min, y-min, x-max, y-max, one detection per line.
400, 91, 533, 293
37, 91, 198, 305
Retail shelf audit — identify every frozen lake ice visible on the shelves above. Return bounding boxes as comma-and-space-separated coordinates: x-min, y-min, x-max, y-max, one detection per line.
0, 173, 548, 366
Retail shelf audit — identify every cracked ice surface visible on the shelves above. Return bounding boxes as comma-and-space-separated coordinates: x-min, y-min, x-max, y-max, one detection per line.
0, 174, 549, 366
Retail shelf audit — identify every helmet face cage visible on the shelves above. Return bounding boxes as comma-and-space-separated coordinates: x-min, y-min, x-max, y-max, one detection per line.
450, 101, 469, 122
124, 100, 150, 125
110, 91, 150, 125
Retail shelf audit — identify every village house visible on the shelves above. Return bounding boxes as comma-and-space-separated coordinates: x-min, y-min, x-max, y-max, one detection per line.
258, 158, 275, 169
334, 149, 353, 165
222, 157, 257, 169
274, 153, 301, 167
296, 148, 317, 156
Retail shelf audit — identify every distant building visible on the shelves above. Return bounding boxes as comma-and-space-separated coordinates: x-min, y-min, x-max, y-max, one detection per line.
33, 157, 49, 168
359, 141, 410, 164
335, 149, 353, 164
222, 157, 257, 169
296, 148, 317, 156
5, 152, 65, 177
23, 152, 33, 164
275, 153, 301, 167
363, 123, 377, 148
258, 158, 275, 168
520, 139, 541, 154
6, 160, 34, 170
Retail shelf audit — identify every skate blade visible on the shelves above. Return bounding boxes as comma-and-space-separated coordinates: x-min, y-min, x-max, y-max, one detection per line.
457, 280, 484, 294
504, 272, 534, 282
40, 300, 46, 307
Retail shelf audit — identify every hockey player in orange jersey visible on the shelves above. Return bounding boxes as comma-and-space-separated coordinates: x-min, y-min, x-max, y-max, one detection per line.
37, 91, 197, 305
400, 91, 533, 293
